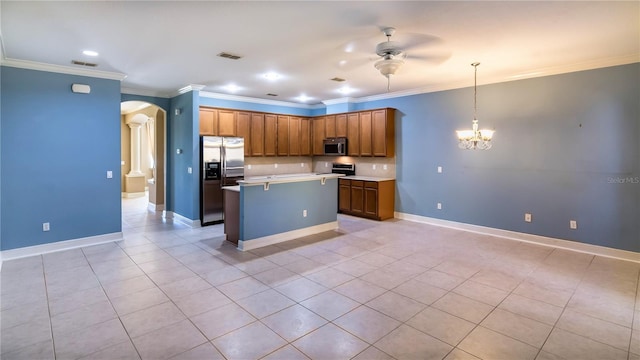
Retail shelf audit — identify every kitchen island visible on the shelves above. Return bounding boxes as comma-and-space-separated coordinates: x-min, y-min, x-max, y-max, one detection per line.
223, 173, 343, 250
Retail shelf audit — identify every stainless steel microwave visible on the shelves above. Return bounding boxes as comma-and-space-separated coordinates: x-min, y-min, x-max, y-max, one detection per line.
323, 137, 347, 156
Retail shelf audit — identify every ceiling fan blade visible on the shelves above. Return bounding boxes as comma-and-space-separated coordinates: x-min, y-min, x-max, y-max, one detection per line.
393, 32, 444, 52
404, 50, 452, 64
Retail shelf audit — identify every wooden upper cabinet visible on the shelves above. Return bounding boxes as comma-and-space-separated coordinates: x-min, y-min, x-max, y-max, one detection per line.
250, 113, 265, 157
359, 111, 372, 156
218, 110, 237, 136
372, 108, 395, 157
236, 112, 251, 156
312, 117, 326, 155
199, 108, 218, 135
325, 115, 336, 138
336, 114, 347, 137
264, 114, 277, 156
288, 116, 301, 156
277, 115, 289, 156
300, 117, 311, 156
347, 113, 360, 156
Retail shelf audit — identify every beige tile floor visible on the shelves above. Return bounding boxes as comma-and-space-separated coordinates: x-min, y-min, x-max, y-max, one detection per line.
1, 195, 639, 359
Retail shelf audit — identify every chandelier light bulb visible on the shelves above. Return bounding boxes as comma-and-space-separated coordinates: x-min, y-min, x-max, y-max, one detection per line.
456, 62, 494, 150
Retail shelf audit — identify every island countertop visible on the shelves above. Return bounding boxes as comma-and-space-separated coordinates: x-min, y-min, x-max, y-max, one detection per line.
238, 173, 343, 186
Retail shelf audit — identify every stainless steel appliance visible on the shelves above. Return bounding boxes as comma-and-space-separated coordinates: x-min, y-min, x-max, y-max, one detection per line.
331, 162, 355, 176
323, 137, 348, 156
200, 136, 244, 226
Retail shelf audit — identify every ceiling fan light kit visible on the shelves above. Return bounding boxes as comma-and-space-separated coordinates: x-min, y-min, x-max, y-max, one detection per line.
456, 62, 494, 150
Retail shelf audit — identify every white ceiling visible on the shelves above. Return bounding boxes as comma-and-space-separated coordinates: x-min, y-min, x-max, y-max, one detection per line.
1, 1, 638, 105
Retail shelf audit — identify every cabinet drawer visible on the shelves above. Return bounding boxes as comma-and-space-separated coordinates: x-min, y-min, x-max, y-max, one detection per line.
351, 180, 364, 187
339, 178, 351, 186
364, 181, 378, 189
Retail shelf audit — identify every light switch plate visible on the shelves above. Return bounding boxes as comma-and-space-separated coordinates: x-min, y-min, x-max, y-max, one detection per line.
106, 171, 113, 179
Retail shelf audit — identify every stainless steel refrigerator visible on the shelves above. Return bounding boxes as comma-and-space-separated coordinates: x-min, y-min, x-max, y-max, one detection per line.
200, 136, 244, 226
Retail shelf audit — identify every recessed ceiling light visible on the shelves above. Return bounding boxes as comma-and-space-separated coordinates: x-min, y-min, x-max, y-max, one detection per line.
337, 86, 355, 95
295, 94, 312, 102
82, 50, 99, 57
263, 72, 282, 81
223, 84, 242, 93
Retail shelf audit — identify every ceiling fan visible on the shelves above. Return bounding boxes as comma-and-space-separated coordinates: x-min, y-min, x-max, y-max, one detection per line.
340, 27, 448, 91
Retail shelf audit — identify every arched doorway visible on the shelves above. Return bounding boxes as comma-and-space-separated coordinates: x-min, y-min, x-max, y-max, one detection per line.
120, 101, 166, 213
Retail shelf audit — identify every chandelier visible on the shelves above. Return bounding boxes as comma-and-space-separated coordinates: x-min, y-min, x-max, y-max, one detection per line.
456, 62, 494, 150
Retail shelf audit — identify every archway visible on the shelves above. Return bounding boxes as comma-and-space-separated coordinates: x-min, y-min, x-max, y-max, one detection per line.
120, 101, 167, 213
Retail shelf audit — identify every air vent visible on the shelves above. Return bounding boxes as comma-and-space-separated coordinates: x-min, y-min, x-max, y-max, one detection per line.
331, 77, 346, 82
266, 93, 278, 97
217, 52, 242, 60
71, 60, 98, 67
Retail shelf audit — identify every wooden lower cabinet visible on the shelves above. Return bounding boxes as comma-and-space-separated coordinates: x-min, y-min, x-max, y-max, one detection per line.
338, 178, 395, 220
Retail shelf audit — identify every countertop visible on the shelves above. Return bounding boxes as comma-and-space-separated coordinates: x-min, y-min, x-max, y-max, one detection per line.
238, 173, 344, 186
222, 185, 240, 192
342, 175, 396, 182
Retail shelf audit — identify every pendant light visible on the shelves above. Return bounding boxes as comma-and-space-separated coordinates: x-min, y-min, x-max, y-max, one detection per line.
456, 62, 494, 150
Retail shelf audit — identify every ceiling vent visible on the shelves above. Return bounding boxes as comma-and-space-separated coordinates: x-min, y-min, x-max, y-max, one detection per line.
331, 77, 346, 82
217, 52, 242, 60
71, 60, 98, 67
266, 93, 278, 97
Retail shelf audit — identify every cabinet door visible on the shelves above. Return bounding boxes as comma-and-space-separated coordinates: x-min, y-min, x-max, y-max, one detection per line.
312, 117, 325, 155
372, 109, 394, 157
218, 110, 237, 136
325, 115, 336, 138
264, 114, 277, 156
347, 113, 360, 156
350, 180, 364, 214
300, 117, 311, 156
277, 115, 289, 156
199, 108, 218, 135
336, 114, 347, 137
338, 179, 351, 212
364, 182, 378, 218
250, 113, 265, 156
359, 111, 372, 156
236, 112, 251, 156
288, 116, 301, 156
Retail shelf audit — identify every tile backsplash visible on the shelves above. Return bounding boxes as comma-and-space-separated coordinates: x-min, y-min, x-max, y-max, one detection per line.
244, 156, 396, 179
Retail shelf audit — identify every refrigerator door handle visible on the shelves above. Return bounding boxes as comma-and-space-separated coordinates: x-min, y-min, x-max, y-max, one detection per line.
221, 144, 226, 180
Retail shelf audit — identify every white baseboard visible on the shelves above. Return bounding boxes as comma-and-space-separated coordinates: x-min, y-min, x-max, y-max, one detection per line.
0, 232, 124, 267
163, 211, 201, 228
122, 192, 146, 198
395, 212, 640, 264
147, 202, 165, 212
238, 221, 339, 251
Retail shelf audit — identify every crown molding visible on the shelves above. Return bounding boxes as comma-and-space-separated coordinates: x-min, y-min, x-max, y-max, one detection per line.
1, 57, 127, 81
322, 97, 357, 106
177, 84, 206, 95
199, 91, 323, 110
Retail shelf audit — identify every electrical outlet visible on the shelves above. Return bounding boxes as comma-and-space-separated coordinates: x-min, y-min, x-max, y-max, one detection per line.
247, 164, 252, 170
383, 164, 387, 170
303, 209, 307, 217
373, 164, 376, 170
570, 220, 577, 229
437, 203, 442, 210
325, 162, 328, 167
437, 166, 442, 173
525, 213, 532, 222
275, 163, 278, 169
106, 170, 113, 179
43, 222, 50, 232
187, 167, 192, 174
301, 163, 304, 167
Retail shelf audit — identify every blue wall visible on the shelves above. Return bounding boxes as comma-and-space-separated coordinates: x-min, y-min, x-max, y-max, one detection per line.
167, 91, 200, 220
356, 63, 640, 252
240, 179, 338, 240
1, 66, 122, 250
199, 96, 313, 116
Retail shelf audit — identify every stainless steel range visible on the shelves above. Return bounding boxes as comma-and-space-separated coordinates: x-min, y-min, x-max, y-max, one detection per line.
331, 163, 355, 176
